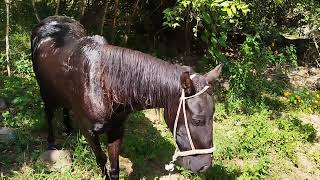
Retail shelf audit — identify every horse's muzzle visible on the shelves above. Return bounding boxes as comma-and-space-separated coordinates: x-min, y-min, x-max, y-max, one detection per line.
178, 154, 212, 173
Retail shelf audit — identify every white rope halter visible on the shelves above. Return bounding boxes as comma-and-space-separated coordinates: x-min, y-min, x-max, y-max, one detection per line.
165, 74, 215, 172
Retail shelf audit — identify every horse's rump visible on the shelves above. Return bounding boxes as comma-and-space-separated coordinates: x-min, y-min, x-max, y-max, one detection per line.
31, 16, 87, 108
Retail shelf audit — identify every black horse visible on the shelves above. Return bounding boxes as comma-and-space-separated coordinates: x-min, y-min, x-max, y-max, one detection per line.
31, 16, 223, 180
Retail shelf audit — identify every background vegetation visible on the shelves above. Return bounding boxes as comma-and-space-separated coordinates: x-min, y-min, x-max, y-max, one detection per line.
0, 0, 319, 179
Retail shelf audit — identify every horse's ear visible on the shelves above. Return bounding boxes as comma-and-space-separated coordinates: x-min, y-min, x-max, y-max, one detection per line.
205, 64, 224, 84
180, 72, 195, 95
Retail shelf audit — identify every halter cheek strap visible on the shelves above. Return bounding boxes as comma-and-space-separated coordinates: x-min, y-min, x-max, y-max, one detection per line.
165, 74, 215, 172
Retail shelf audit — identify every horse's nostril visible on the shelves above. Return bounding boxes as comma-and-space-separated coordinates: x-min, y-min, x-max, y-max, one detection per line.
199, 165, 209, 172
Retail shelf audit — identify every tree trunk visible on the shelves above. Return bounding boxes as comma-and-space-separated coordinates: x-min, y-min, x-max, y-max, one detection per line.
126, 0, 141, 44
80, 0, 107, 34
184, 5, 191, 55
111, 0, 119, 43
79, 0, 87, 18
55, 0, 61, 15
5, 0, 11, 76
100, 0, 109, 35
31, 0, 41, 22
132, 0, 140, 21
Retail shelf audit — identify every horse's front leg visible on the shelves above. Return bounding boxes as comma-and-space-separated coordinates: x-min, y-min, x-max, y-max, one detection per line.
79, 125, 108, 176
62, 108, 73, 135
106, 126, 123, 180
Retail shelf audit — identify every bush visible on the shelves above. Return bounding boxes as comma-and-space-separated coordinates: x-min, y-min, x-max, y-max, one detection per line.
163, 1, 302, 112
226, 34, 297, 112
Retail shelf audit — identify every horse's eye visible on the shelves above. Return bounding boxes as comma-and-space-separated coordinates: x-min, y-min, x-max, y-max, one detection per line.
191, 115, 205, 126
192, 119, 201, 126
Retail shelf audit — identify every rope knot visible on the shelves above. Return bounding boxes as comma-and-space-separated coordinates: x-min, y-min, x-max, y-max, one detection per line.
165, 162, 175, 172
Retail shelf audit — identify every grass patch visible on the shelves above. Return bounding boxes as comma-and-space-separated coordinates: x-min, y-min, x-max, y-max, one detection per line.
1, 74, 319, 179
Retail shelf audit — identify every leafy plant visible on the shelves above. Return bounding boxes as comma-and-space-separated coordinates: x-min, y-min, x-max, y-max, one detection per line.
283, 89, 320, 112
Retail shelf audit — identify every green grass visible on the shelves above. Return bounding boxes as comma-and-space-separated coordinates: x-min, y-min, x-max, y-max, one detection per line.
1, 74, 320, 179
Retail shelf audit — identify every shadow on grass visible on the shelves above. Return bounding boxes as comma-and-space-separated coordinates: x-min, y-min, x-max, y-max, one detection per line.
0, 75, 47, 176
0, 108, 238, 179
0, 130, 47, 176
121, 111, 175, 179
284, 117, 317, 142
204, 164, 241, 180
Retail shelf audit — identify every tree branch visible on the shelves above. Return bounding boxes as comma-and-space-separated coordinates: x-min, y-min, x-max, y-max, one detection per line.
5, 0, 11, 76
31, 0, 41, 22
55, 0, 61, 15
100, 0, 109, 35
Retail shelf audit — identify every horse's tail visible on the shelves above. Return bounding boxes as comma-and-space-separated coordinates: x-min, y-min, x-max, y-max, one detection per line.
31, 33, 39, 60
31, 17, 57, 61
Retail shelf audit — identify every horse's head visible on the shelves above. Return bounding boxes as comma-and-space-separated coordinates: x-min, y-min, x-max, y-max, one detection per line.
167, 64, 223, 173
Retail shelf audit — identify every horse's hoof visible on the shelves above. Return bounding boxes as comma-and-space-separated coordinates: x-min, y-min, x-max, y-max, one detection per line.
47, 144, 57, 150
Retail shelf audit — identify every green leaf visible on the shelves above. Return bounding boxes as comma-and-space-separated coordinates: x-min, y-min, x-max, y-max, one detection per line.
211, 36, 218, 45
181, 0, 191, 8
227, 8, 233, 17
202, 12, 212, 24
172, 23, 180, 28
241, 5, 250, 15
218, 33, 228, 48
231, 4, 237, 14
220, 1, 231, 7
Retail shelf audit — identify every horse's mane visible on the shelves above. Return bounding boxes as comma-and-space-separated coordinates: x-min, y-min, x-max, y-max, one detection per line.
101, 45, 187, 110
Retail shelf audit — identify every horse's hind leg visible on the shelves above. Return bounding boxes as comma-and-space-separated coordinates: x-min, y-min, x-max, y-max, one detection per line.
44, 105, 56, 150
63, 108, 73, 135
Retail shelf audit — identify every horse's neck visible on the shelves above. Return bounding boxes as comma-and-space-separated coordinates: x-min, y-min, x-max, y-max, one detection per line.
103, 46, 183, 109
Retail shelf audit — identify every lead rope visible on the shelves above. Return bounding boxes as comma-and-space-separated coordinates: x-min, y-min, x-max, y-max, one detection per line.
182, 90, 196, 150
165, 74, 215, 179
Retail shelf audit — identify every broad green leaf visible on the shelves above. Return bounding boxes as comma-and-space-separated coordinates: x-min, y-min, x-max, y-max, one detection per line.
231, 4, 237, 14
181, 0, 191, 8
211, 36, 218, 45
202, 12, 212, 24
172, 23, 180, 28
220, 1, 231, 7
227, 8, 233, 17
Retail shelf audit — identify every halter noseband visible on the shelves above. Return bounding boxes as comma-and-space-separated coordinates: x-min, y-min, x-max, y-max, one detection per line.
165, 74, 215, 172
